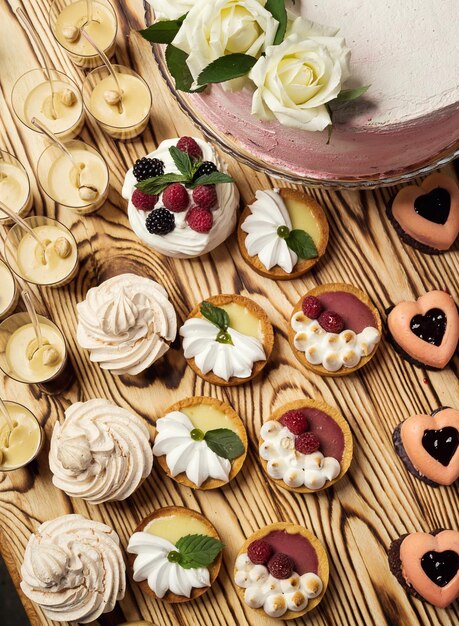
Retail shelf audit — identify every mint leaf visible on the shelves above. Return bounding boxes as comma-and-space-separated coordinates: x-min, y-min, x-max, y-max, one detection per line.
136, 172, 187, 195
189, 172, 234, 188
285, 230, 318, 260
204, 428, 245, 460
197, 53, 257, 86
139, 14, 187, 44
175, 534, 224, 569
200, 302, 230, 331
166, 44, 206, 93
335, 85, 370, 102
265, 0, 287, 45
169, 146, 194, 179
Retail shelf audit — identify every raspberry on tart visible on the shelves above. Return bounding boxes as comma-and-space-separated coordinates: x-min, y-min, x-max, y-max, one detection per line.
176, 136, 202, 160
247, 539, 273, 565
186, 206, 213, 233
132, 189, 158, 211
192, 185, 217, 210
162, 183, 189, 212
281, 410, 309, 435
295, 432, 321, 455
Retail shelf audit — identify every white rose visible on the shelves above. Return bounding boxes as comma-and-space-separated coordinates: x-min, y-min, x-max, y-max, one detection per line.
147, 0, 194, 21
249, 22, 351, 131
172, 0, 279, 90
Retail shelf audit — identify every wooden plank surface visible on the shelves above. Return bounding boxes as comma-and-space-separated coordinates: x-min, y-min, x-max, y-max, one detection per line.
0, 1, 458, 625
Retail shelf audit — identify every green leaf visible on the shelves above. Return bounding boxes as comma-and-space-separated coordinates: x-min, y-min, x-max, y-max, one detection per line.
265, 0, 287, 45
197, 54, 257, 86
204, 428, 245, 461
189, 172, 234, 188
135, 172, 187, 195
139, 14, 187, 44
175, 534, 224, 569
200, 302, 230, 331
335, 85, 370, 102
285, 230, 318, 260
169, 146, 194, 178
166, 44, 206, 93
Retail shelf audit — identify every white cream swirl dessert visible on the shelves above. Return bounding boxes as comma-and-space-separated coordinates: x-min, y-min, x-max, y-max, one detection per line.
20, 514, 126, 624
49, 399, 153, 504
76, 273, 177, 375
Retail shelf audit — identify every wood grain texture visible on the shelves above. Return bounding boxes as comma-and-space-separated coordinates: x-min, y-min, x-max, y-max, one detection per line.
0, 1, 458, 626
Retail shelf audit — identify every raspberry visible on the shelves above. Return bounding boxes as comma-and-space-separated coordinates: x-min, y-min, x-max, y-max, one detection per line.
186, 207, 213, 233
247, 540, 273, 565
194, 161, 218, 179
268, 553, 294, 580
145, 208, 175, 235
132, 189, 158, 211
302, 295, 323, 319
281, 410, 309, 435
162, 183, 189, 212
318, 310, 344, 333
192, 185, 217, 210
295, 432, 321, 455
132, 157, 165, 181
176, 136, 202, 160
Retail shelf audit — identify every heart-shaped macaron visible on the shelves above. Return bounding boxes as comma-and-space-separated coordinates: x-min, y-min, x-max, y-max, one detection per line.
391, 173, 459, 251
387, 290, 458, 368
399, 408, 459, 485
399, 530, 459, 608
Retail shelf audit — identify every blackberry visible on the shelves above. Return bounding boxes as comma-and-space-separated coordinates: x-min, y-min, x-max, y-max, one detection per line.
145, 208, 175, 235
194, 161, 218, 179
133, 157, 165, 181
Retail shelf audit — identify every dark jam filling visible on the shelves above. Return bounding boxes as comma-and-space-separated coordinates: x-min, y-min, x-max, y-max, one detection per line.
263, 530, 318, 576
422, 427, 459, 466
414, 187, 451, 225
410, 308, 446, 346
421, 550, 459, 587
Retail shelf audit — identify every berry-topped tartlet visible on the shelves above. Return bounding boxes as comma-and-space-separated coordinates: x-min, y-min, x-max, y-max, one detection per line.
153, 396, 247, 489
122, 137, 239, 258
238, 188, 329, 280
234, 522, 328, 620
180, 294, 274, 386
127, 506, 223, 603
289, 284, 382, 376
259, 400, 353, 493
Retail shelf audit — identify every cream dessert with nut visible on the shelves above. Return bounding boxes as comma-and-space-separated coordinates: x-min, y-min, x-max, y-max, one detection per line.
0, 402, 43, 471
24, 80, 83, 136
0, 156, 32, 221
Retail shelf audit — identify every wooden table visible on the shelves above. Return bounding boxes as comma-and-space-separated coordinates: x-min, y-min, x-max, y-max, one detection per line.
0, 2, 458, 625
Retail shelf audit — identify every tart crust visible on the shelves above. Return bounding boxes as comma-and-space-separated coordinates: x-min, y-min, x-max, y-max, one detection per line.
128, 506, 222, 604
234, 522, 329, 620
155, 396, 248, 490
183, 294, 274, 386
258, 399, 353, 493
237, 188, 329, 280
288, 283, 382, 377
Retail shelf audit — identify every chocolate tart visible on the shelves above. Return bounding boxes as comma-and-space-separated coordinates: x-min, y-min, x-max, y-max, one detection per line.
181, 294, 274, 387
154, 396, 248, 490
237, 188, 329, 280
234, 522, 329, 620
258, 399, 353, 493
288, 283, 382, 377
128, 506, 222, 604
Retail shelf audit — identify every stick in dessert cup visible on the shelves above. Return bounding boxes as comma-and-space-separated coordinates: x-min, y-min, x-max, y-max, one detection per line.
0, 201, 47, 265
0, 395, 15, 453
22, 290, 58, 365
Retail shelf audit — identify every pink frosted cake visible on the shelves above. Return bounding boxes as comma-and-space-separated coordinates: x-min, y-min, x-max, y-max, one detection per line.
147, 0, 459, 182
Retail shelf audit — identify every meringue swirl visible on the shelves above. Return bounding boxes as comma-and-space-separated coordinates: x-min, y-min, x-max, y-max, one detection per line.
49, 399, 153, 504
20, 514, 126, 624
76, 273, 177, 375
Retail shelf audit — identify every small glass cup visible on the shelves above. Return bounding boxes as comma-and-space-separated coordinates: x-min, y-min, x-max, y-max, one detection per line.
82, 65, 152, 140
0, 313, 68, 389
4, 216, 79, 288
0, 150, 33, 224
49, 0, 118, 69
37, 139, 110, 214
0, 402, 44, 472
11, 68, 85, 140
0, 260, 19, 321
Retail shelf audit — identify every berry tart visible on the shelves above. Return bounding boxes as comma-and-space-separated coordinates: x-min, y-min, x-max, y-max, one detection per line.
234, 522, 328, 620
388, 530, 459, 608
289, 284, 382, 376
388, 173, 459, 254
180, 294, 274, 386
387, 290, 458, 369
393, 407, 459, 487
238, 188, 329, 280
127, 506, 223, 603
153, 396, 247, 489
259, 400, 353, 493
122, 137, 239, 258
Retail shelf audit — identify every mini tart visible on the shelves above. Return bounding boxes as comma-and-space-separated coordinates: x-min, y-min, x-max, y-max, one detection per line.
237, 188, 329, 280
288, 283, 382, 377
234, 522, 329, 620
155, 396, 248, 490
259, 399, 353, 493
128, 506, 222, 604
182, 294, 274, 386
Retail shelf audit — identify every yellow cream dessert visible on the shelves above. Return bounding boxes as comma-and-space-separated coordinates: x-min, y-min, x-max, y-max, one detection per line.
0, 402, 42, 471
0, 261, 18, 320
0, 159, 32, 221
